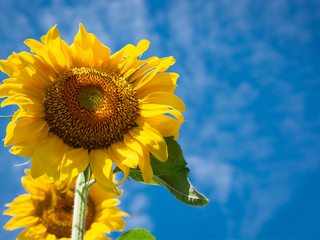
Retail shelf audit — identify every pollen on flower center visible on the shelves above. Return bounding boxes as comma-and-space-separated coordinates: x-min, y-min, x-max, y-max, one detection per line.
38, 187, 95, 239
44, 67, 140, 150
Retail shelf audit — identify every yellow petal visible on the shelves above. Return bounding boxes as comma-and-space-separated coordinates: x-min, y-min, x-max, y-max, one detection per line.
119, 55, 135, 75
1, 95, 45, 116
5, 195, 32, 208
84, 228, 110, 240
139, 108, 184, 122
123, 133, 144, 156
88, 33, 111, 69
133, 56, 175, 87
44, 143, 70, 183
24, 38, 60, 73
44, 25, 67, 68
122, 57, 157, 80
46, 234, 57, 240
135, 72, 178, 98
100, 213, 126, 231
138, 143, 153, 183
0, 55, 33, 81
127, 57, 161, 83
108, 48, 125, 72
4, 195, 35, 216
106, 147, 130, 186
23, 39, 48, 60
3, 202, 35, 213
99, 199, 121, 210
90, 222, 111, 234
89, 183, 123, 206
123, 134, 153, 182
139, 91, 185, 112
24, 25, 66, 72
22, 170, 48, 200
60, 148, 90, 185
4, 208, 37, 217
136, 39, 150, 56
123, 39, 149, 58
43, 164, 60, 184
9, 145, 37, 158
122, 44, 137, 57
0, 60, 16, 78
1, 52, 50, 86
1, 77, 46, 92
119, 40, 150, 75
0, 82, 44, 99
31, 135, 66, 179
72, 23, 94, 67
17, 225, 47, 240
13, 124, 50, 148
61, 39, 76, 68
89, 149, 117, 192
5, 117, 48, 147
18, 54, 54, 88
4, 216, 39, 230
129, 125, 168, 162
137, 112, 183, 140
110, 141, 139, 168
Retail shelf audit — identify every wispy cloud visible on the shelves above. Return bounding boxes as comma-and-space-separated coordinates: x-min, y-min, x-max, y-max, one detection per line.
188, 156, 233, 204
37, 0, 157, 48
122, 193, 154, 232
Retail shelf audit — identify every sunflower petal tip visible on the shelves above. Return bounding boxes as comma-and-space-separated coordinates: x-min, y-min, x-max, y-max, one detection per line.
169, 56, 176, 65
139, 39, 150, 47
79, 23, 87, 33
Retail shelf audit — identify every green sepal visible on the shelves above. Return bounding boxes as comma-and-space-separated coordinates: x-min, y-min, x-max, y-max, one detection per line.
0, 115, 13, 118
14, 158, 32, 166
117, 228, 155, 240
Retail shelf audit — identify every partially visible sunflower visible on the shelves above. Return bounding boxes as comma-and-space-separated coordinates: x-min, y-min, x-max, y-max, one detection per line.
3, 169, 127, 240
0, 24, 185, 191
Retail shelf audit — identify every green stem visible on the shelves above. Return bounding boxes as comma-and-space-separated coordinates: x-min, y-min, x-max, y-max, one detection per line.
71, 166, 91, 240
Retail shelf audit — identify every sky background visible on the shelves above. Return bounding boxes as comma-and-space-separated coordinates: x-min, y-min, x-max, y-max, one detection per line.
0, 0, 320, 239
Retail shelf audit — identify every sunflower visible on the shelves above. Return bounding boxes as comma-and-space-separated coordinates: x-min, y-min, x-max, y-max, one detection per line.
3, 169, 127, 240
0, 24, 185, 190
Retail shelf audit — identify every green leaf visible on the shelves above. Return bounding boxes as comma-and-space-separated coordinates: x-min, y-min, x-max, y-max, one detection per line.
118, 136, 209, 206
129, 168, 160, 185
117, 228, 155, 240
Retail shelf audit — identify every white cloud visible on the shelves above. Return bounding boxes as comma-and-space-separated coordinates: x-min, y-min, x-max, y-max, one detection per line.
239, 179, 291, 238
125, 193, 154, 232
188, 156, 233, 204
37, 0, 157, 48
0, 1, 35, 54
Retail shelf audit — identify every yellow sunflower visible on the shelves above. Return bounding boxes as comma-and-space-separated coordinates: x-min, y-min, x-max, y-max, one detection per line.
3, 169, 127, 240
0, 24, 185, 190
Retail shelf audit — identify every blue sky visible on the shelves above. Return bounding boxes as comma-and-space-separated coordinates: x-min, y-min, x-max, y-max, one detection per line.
0, 0, 320, 239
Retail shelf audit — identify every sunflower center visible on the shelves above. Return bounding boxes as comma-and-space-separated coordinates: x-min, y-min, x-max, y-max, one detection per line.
44, 67, 140, 150
38, 186, 95, 239
78, 85, 104, 111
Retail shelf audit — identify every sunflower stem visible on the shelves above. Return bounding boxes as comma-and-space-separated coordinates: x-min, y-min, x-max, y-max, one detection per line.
71, 165, 90, 240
